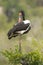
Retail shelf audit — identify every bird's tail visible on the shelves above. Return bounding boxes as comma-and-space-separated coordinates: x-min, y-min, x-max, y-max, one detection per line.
7, 29, 18, 40
7, 29, 13, 39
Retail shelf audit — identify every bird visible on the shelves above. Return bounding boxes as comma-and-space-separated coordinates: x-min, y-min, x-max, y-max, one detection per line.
7, 20, 31, 39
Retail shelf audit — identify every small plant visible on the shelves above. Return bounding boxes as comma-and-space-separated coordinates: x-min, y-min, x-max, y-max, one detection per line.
1, 46, 43, 65
1, 46, 23, 65
24, 50, 43, 65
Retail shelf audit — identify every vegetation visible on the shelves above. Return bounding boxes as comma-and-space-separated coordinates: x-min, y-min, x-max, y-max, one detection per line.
1, 46, 43, 65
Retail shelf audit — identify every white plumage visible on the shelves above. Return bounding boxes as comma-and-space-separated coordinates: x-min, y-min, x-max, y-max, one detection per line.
23, 20, 30, 24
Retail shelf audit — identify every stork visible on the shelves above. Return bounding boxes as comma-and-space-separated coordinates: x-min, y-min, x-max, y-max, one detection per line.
7, 20, 31, 39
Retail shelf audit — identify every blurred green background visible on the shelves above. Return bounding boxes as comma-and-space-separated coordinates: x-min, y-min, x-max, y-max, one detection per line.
0, 0, 43, 65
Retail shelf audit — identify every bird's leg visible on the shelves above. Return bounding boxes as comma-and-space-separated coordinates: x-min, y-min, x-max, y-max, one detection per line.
19, 34, 22, 53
